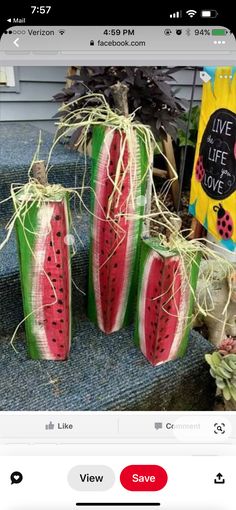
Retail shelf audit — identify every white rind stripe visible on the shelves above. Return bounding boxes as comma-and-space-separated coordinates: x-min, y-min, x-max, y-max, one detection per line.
138, 252, 158, 357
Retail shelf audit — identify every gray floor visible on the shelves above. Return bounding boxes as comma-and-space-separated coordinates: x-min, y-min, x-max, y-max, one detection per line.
0, 326, 215, 411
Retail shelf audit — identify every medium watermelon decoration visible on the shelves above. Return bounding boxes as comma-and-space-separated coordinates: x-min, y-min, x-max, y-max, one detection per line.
134, 238, 200, 366
15, 191, 71, 360
88, 125, 149, 333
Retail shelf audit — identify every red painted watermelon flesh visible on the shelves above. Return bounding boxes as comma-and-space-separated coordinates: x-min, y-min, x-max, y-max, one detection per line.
32, 201, 71, 360
93, 129, 137, 333
140, 252, 187, 365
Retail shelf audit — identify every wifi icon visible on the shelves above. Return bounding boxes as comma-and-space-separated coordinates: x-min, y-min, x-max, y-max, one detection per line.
59, 30, 65, 35
186, 9, 197, 17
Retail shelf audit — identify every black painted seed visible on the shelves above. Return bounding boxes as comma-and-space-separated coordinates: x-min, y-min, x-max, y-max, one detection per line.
59, 288, 63, 292
57, 309, 63, 313
48, 272, 51, 277
52, 338, 56, 342
225, 233, 229, 238
226, 215, 229, 220
50, 241, 53, 246
114, 263, 118, 268
48, 256, 51, 262
60, 319, 64, 323
59, 330, 63, 334
222, 221, 226, 227
55, 215, 61, 220
56, 249, 60, 254
56, 264, 61, 268
52, 321, 57, 325
56, 232, 61, 237
219, 229, 223, 235
228, 225, 232, 231
60, 345, 64, 348
58, 299, 63, 305
52, 279, 57, 282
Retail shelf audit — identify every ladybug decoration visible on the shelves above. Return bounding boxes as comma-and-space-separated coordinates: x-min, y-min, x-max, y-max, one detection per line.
195, 155, 205, 182
213, 203, 234, 240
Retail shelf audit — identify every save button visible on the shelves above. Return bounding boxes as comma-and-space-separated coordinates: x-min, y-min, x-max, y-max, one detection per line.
120, 465, 168, 491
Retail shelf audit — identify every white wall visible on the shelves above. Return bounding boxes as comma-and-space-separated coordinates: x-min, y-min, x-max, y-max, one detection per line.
0, 66, 67, 132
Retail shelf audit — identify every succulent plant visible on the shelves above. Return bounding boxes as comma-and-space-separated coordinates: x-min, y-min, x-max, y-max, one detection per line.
218, 336, 236, 355
205, 351, 236, 401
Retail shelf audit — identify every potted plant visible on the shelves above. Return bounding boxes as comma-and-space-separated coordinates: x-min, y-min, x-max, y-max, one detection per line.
54, 66, 188, 146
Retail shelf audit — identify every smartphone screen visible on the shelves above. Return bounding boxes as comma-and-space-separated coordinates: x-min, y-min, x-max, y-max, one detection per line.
0, 5, 235, 509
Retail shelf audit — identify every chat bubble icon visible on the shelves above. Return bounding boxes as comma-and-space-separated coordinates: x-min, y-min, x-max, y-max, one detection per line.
10, 471, 23, 485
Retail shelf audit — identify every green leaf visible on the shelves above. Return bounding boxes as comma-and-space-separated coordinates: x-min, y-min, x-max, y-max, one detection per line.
223, 386, 231, 400
229, 386, 236, 401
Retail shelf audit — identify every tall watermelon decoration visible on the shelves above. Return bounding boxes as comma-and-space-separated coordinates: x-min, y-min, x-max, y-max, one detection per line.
14, 161, 71, 360
134, 238, 201, 366
88, 124, 149, 334
85, 85, 150, 334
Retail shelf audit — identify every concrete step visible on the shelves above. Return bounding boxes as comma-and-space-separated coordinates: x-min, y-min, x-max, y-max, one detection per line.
0, 122, 90, 217
0, 327, 215, 411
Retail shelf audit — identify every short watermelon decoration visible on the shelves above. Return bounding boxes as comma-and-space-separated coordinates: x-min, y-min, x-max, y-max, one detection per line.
88, 125, 149, 333
134, 238, 201, 366
15, 189, 71, 360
